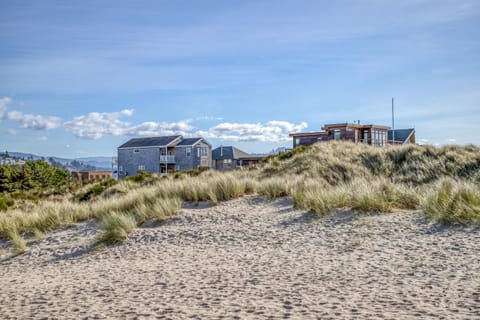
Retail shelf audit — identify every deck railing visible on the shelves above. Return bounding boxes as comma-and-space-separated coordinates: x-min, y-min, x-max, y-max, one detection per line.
160, 155, 175, 163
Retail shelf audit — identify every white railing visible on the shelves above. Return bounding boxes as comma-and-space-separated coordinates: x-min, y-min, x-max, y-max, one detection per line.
160, 155, 175, 163
200, 158, 209, 167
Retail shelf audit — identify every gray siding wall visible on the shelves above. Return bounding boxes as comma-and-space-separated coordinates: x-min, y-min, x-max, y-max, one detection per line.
118, 140, 212, 178
213, 159, 235, 171
193, 142, 212, 168
174, 142, 212, 170
118, 147, 160, 178
174, 146, 194, 171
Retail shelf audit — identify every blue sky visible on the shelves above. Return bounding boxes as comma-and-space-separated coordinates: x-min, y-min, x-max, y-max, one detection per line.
1, 0, 479, 158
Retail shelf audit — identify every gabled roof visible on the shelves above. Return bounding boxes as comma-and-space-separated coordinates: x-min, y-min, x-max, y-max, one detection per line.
388, 129, 415, 143
176, 137, 211, 147
212, 146, 250, 160
118, 135, 182, 149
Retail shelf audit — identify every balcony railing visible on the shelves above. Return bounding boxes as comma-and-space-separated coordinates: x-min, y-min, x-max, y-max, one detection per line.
199, 157, 209, 167
160, 155, 175, 163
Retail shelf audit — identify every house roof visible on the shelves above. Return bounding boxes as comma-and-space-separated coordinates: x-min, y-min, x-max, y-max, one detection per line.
289, 131, 328, 137
118, 135, 182, 149
388, 129, 415, 143
323, 123, 391, 130
212, 146, 250, 160
176, 137, 211, 147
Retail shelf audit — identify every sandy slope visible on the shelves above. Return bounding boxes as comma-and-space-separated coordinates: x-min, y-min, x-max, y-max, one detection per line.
1, 196, 479, 319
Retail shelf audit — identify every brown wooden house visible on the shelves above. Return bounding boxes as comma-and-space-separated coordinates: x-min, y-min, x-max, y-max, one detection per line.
72, 171, 112, 183
290, 122, 415, 148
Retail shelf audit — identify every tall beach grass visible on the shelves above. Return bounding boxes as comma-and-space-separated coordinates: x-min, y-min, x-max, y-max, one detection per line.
1, 141, 479, 252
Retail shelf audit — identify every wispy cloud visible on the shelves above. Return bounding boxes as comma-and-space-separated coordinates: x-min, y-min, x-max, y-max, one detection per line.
63, 108, 194, 139
124, 120, 194, 137
0, 96, 61, 130
62, 107, 308, 142
63, 109, 136, 139
0, 97, 11, 117
197, 120, 308, 142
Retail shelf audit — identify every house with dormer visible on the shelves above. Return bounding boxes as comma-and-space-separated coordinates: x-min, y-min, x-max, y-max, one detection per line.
117, 136, 211, 178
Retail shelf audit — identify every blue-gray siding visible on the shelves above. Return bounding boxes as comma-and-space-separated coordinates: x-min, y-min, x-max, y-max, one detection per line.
118, 147, 161, 178
117, 141, 212, 178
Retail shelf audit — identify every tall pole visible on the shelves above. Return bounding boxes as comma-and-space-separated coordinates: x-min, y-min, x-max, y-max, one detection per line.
392, 97, 395, 144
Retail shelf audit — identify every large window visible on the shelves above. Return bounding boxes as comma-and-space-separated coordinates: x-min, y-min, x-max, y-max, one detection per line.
371, 130, 386, 147
333, 129, 341, 141
186, 147, 191, 157
197, 147, 208, 157
363, 131, 369, 144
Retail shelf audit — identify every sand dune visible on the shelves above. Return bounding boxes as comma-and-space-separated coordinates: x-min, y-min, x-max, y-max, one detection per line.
1, 196, 479, 319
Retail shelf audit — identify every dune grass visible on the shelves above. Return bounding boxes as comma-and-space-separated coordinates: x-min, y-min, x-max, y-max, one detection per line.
1, 141, 479, 252
423, 180, 480, 226
96, 212, 137, 244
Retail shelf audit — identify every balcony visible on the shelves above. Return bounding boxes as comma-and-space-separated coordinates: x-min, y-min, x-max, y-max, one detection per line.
160, 155, 175, 163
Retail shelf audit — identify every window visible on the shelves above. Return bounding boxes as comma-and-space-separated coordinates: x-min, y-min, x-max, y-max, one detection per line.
333, 129, 341, 141
186, 147, 191, 157
119, 166, 123, 173
134, 149, 139, 153
363, 131, 369, 144
138, 165, 145, 170
295, 138, 301, 146
175, 165, 180, 171
224, 159, 232, 164
197, 147, 208, 157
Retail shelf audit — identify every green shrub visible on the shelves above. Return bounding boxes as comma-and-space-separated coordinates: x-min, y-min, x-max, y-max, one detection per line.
11, 191, 39, 201
0, 197, 14, 211
77, 178, 116, 202
125, 170, 154, 183
277, 145, 308, 160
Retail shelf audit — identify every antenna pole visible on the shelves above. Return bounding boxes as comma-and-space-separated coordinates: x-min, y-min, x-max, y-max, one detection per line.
392, 97, 395, 144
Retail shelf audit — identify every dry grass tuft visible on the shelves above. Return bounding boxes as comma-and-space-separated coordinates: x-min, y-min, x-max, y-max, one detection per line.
423, 180, 480, 226
96, 212, 137, 244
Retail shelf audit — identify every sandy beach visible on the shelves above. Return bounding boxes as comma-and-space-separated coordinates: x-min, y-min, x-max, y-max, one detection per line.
1, 196, 479, 319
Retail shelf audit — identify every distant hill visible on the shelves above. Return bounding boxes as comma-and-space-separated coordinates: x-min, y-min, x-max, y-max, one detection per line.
0, 151, 113, 171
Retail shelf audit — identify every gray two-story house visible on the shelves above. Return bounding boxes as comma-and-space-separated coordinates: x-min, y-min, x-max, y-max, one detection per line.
117, 135, 212, 178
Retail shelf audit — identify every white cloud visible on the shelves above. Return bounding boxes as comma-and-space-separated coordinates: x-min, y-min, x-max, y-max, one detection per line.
37, 136, 49, 141
8, 111, 61, 130
0, 97, 11, 118
197, 120, 308, 142
0, 97, 61, 130
64, 109, 308, 143
124, 120, 194, 137
63, 109, 135, 139
64, 109, 194, 139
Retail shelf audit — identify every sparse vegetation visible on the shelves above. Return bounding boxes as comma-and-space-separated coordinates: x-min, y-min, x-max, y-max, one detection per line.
0, 141, 479, 252
96, 212, 137, 244
423, 180, 480, 226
